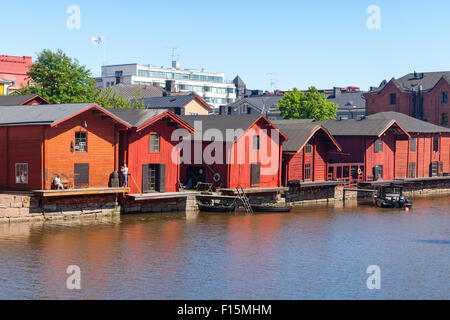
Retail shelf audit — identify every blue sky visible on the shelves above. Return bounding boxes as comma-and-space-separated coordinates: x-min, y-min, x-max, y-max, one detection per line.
3, 0, 450, 91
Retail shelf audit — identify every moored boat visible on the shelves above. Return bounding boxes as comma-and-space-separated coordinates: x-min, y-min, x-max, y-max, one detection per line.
250, 204, 293, 213
198, 203, 237, 213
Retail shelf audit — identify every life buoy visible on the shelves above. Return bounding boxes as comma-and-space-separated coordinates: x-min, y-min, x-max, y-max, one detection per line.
213, 173, 221, 182
357, 168, 362, 175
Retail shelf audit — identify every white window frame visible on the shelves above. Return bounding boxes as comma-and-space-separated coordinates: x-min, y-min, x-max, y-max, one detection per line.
15, 163, 29, 184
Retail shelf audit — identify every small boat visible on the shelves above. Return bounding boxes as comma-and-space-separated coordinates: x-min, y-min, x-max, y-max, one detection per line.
198, 203, 236, 213
250, 204, 293, 213
373, 184, 412, 209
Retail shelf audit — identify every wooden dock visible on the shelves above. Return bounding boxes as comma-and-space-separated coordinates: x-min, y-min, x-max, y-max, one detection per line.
33, 187, 130, 197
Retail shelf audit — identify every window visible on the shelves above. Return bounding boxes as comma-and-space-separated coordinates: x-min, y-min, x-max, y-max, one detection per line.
15, 163, 28, 184
374, 165, 383, 180
409, 162, 416, 178
150, 134, 160, 152
433, 135, 439, 152
389, 93, 396, 105
115, 70, 123, 77
441, 113, 448, 126
442, 92, 448, 104
75, 132, 87, 152
374, 139, 383, 153
227, 107, 232, 115
410, 137, 417, 152
241, 104, 248, 114
305, 142, 312, 154
304, 164, 311, 180
174, 107, 181, 115
253, 136, 260, 150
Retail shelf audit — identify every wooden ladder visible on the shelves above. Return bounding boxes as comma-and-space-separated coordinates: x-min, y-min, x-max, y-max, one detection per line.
236, 187, 253, 214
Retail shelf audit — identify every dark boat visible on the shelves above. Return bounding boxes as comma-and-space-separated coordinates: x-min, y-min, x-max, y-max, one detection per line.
250, 204, 293, 213
198, 203, 237, 213
373, 184, 412, 208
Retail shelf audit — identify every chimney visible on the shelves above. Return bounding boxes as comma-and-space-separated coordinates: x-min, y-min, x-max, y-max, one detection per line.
172, 60, 180, 70
333, 87, 341, 97
165, 80, 175, 94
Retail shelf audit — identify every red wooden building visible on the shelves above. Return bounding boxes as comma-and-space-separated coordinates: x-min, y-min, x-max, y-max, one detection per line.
108, 109, 194, 194
0, 94, 49, 106
0, 103, 130, 191
320, 118, 410, 184
178, 115, 288, 189
271, 120, 341, 185
367, 112, 450, 178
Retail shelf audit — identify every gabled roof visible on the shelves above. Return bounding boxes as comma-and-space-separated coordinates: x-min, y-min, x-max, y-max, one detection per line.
0, 103, 131, 128
228, 95, 284, 114
179, 114, 287, 142
271, 120, 341, 153
367, 71, 450, 94
327, 91, 366, 110
0, 94, 49, 106
319, 118, 409, 137
366, 111, 450, 133
108, 108, 194, 132
103, 83, 164, 100
135, 94, 212, 111
232, 75, 246, 87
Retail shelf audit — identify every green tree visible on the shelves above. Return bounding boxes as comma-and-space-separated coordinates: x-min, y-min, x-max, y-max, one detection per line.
16, 49, 96, 104
15, 49, 131, 109
277, 87, 338, 120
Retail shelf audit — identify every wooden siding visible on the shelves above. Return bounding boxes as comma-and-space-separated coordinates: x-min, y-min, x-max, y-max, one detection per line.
44, 110, 119, 189
124, 118, 182, 193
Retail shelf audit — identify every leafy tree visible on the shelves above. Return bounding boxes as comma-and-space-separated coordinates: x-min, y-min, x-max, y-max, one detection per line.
130, 88, 149, 109
92, 87, 130, 109
278, 87, 338, 120
15, 49, 96, 104
15, 49, 132, 109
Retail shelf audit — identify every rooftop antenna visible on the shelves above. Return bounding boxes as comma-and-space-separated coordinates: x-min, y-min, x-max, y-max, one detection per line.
169, 46, 178, 62
266, 73, 278, 92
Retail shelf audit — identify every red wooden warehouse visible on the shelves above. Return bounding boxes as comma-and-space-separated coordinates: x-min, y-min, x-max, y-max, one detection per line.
0, 103, 130, 191
367, 112, 450, 178
320, 118, 410, 184
178, 114, 288, 189
108, 109, 194, 194
271, 120, 342, 185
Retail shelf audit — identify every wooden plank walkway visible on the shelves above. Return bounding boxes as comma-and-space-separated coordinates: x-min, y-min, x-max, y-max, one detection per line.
33, 187, 129, 197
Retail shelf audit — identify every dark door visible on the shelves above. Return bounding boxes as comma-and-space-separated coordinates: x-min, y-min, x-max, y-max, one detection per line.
250, 163, 260, 187
142, 164, 166, 193
74, 163, 89, 187
186, 166, 206, 188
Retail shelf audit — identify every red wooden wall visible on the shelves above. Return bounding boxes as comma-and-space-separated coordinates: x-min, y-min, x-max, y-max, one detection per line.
124, 118, 183, 193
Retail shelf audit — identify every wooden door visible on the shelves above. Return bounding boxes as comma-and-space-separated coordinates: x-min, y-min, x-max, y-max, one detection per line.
250, 163, 260, 187
142, 164, 166, 193
74, 163, 89, 187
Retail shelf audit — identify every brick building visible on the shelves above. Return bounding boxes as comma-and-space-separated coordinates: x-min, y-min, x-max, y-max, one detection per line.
365, 71, 450, 127
0, 55, 32, 91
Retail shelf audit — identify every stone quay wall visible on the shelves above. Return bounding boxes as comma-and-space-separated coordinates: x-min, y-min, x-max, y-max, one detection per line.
0, 193, 119, 223
120, 196, 198, 214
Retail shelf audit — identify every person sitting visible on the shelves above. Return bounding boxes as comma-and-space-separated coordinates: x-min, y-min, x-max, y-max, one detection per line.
54, 175, 64, 190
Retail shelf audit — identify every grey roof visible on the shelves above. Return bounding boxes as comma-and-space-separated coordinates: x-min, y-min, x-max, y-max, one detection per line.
0, 94, 46, 106
180, 114, 261, 141
366, 111, 450, 133
318, 118, 403, 137
229, 95, 284, 114
135, 94, 206, 110
107, 108, 168, 127
368, 71, 450, 94
232, 75, 246, 87
103, 83, 164, 100
0, 103, 127, 126
327, 91, 366, 110
271, 121, 321, 152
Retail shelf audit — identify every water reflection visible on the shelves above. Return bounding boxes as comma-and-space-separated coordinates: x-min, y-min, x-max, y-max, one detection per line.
0, 197, 448, 299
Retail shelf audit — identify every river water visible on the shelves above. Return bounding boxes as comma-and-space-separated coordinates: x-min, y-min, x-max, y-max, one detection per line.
0, 197, 448, 300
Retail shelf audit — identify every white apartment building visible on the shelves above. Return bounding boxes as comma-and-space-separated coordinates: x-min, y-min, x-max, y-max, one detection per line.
99, 62, 236, 108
